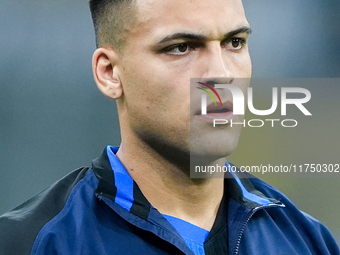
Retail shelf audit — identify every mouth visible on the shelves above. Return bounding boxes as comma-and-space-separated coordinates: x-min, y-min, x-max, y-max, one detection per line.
194, 101, 234, 122
206, 101, 233, 115
207, 108, 231, 114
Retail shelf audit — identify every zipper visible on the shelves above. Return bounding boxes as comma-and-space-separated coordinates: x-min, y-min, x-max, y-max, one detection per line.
233, 203, 285, 255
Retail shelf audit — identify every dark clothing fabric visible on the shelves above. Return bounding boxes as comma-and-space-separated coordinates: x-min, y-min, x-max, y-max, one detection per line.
0, 146, 339, 255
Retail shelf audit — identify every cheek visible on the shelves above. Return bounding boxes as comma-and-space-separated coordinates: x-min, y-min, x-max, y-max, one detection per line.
120, 60, 160, 106
230, 52, 252, 77
240, 54, 252, 76
121, 66, 188, 121
120, 50, 192, 121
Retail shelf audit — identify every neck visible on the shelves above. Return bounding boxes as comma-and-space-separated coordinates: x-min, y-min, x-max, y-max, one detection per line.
116, 139, 225, 231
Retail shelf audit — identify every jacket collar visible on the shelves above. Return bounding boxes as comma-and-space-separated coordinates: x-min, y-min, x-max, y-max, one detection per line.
92, 146, 283, 220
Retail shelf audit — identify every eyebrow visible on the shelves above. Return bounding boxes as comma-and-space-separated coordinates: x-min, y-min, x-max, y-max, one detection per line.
157, 26, 252, 44
224, 26, 252, 39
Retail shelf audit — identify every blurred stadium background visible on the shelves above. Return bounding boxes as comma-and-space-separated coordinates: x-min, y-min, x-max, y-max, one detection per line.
0, 0, 339, 244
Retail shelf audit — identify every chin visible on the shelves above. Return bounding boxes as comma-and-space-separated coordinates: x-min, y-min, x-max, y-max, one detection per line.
190, 140, 238, 161
191, 129, 240, 156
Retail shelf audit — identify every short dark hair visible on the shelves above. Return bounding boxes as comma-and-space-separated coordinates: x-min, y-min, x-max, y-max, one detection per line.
89, 0, 136, 51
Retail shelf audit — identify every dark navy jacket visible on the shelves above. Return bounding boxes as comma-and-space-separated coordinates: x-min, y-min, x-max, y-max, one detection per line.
0, 146, 339, 255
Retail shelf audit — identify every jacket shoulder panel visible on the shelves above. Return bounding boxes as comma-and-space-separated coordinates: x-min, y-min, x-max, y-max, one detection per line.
242, 176, 340, 254
0, 167, 91, 255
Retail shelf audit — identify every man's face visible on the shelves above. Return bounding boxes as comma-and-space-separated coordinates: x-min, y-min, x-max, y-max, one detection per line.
117, 0, 251, 161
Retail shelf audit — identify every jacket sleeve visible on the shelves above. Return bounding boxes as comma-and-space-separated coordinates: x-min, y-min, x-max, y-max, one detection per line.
0, 167, 90, 255
300, 211, 340, 255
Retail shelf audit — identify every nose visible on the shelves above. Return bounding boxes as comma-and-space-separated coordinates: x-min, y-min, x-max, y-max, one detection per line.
200, 42, 233, 85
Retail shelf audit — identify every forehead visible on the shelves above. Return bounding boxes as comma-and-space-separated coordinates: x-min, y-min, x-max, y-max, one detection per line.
129, 0, 249, 41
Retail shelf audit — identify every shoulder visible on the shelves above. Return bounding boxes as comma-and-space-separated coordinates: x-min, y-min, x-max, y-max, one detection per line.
246, 173, 340, 254
0, 167, 93, 255
247, 173, 321, 223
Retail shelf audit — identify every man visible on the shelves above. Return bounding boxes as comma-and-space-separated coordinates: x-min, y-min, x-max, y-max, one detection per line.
0, 0, 339, 254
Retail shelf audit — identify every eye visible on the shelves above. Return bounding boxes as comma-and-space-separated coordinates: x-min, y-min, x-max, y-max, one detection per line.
163, 43, 190, 56
232, 38, 242, 48
177, 44, 188, 53
227, 38, 246, 51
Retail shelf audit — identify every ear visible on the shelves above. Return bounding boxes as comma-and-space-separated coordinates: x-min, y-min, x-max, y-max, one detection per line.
92, 47, 123, 99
